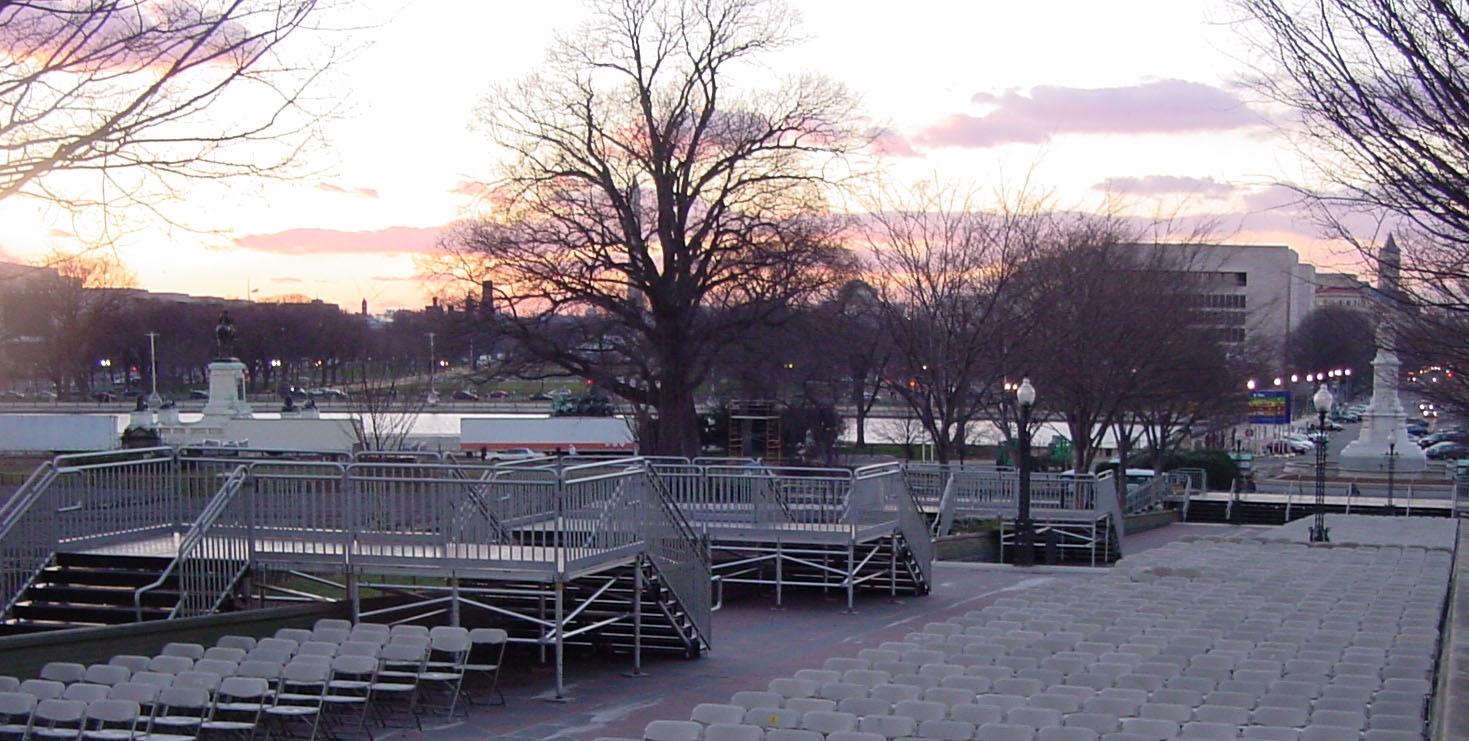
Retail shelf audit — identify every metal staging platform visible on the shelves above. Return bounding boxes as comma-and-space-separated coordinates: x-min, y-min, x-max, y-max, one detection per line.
0, 447, 936, 697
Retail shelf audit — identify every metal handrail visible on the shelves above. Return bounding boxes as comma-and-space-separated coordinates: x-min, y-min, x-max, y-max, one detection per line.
134, 465, 251, 620
640, 463, 712, 647
0, 461, 59, 616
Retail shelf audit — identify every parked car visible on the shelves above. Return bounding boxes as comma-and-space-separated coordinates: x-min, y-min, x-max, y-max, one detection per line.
1425, 441, 1469, 460
0, 390, 24, 401
529, 392, 553, 401
1419, 430, 1467, 448
189, 389, 210, 400
451, 389, 479, 401
487, 389, 511, 399
92, 391, 116, 402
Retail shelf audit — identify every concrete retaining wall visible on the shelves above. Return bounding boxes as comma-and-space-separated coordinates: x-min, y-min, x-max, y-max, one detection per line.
0, 601, 349, 679
1124, 509, 1180, 535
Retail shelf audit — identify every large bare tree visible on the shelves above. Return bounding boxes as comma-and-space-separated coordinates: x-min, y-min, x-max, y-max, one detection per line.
0, 0, 333, 218
445, 0, 862, 455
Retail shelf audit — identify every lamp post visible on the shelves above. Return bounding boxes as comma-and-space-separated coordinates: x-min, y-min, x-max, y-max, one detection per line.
145, 332, 161, 408
1386, 442, 1398, 514
1311, 384, 1334, 543
1015, 378, 1037, 567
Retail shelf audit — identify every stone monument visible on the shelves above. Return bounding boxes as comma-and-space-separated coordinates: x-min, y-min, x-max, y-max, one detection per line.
201, 310, 253, 419
1339, 235, 1427, 473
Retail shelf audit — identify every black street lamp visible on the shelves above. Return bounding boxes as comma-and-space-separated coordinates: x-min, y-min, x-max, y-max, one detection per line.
1311, 384, 1334, 543
1386, 442, 1398, 514
1015, 378, 1037, 567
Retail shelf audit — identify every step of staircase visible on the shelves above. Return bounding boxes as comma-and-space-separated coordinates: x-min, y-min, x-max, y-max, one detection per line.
0, 552, 183, 635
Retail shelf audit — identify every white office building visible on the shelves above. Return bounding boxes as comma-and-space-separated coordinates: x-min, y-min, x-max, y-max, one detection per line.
1129, 243, 1317, 362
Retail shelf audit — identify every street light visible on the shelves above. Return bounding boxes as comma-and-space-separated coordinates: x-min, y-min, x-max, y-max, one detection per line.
1246, 379, 1256, 390
1386, 441, 1398, 514
1015, 377, 1037, 567
145, 332, 162, 408
1311, 384, 1334, 543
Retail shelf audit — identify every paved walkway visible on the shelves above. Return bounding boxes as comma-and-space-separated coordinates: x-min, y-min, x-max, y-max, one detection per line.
394, 562, 1100, 740
381, 524, 1225, 740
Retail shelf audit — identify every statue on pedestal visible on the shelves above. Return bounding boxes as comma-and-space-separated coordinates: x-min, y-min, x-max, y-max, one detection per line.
214, 311, 237, 361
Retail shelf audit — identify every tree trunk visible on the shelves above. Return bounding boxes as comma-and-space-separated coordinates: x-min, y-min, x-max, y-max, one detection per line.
651, 382, 700, 457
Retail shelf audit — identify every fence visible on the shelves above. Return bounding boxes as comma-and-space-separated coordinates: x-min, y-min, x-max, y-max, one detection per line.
136, 465, 253, 619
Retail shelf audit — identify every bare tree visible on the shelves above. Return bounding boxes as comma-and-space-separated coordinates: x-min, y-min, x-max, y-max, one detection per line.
344, 361, 426, 452
1236, 0, 1469, 355
443, 0, 862, 455
0, 0, 334, 218
865, 181, 1051, 464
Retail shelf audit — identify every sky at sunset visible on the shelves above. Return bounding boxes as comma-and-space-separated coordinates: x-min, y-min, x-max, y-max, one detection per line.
0, 0, 1370, 312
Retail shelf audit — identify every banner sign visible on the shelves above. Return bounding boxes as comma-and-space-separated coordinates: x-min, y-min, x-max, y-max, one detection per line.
1248, 390, 1291, 424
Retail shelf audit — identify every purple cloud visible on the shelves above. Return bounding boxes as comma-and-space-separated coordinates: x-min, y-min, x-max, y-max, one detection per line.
315, 182, 380, 199
918, 79, 1266, 148
235, 226, 444, 256
1093, 175, 1237, 196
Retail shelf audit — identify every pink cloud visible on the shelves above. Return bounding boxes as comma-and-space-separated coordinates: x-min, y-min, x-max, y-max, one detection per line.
1093, 175, 1237, 196
918, 79, 1266, 148
315, 182, 380, 199
450, 180, 490, 197
869, 129, 921, 158
234, 226, 444, 255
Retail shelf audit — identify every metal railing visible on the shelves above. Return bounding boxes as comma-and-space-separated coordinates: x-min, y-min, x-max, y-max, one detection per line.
135, 465, 252, 619
640, 465, 712, 647
1124, 475, 1172, 515
859, 463, 933, 587
0, 460, 60, 617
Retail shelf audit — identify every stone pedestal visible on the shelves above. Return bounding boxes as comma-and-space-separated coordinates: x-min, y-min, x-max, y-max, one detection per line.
1340, 344, 1426, 474
201, 359, 253, 419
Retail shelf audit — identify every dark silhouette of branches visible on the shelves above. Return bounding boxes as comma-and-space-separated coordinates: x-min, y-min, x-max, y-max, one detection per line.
0, 0, 336, 219
445, 0, 863, 455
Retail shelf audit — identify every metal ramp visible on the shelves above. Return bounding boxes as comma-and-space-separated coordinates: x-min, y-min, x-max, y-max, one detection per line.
0, 448, 711, 699
653, 460, 934, 608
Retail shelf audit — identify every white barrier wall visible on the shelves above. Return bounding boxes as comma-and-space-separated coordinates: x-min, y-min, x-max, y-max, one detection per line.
0, 414, 120, 452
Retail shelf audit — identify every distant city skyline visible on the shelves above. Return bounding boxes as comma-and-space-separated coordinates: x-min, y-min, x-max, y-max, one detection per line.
0, 0, 1369, 311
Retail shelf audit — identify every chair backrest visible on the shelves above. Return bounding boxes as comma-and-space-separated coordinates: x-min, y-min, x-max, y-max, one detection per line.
337, 641, 381, 657
0, 677, 16, 693
194, 659, 239, 676
19, 679, 66, 700
215, 635, 257, 651
40, 662, 86, 683
275, 628, 313, 644
469, 628, 508, 645
203, 647, 247, 663
245, 648, 291, 666
148, 656, 193, 675
330, 654, 377, 678
108, 656, 151, 674
350, 627, 389, 645
0, 692, 36, 717
378, 643, 426, 670
256, 638, 297, 654
389, 624, 429, 639
83, 664, 131, 687
297, 641, 338, 657
173, 672, 223, 692
236, 661, 283, 680
108, 683, 160, 704
157, 686, 211, 713
312, 628, 350, 644
34, 698, 86, 725
85, 698, 140, 725
129, 672, 173, 689
62, 683, 110, 702
161, 643, 206, 660
290, 655, 332, 667
218, 676, 270, 700
313, 618, 352, 633
281, 661, 331, 684
387, 635, 429, 651
430, 631, 472, 655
